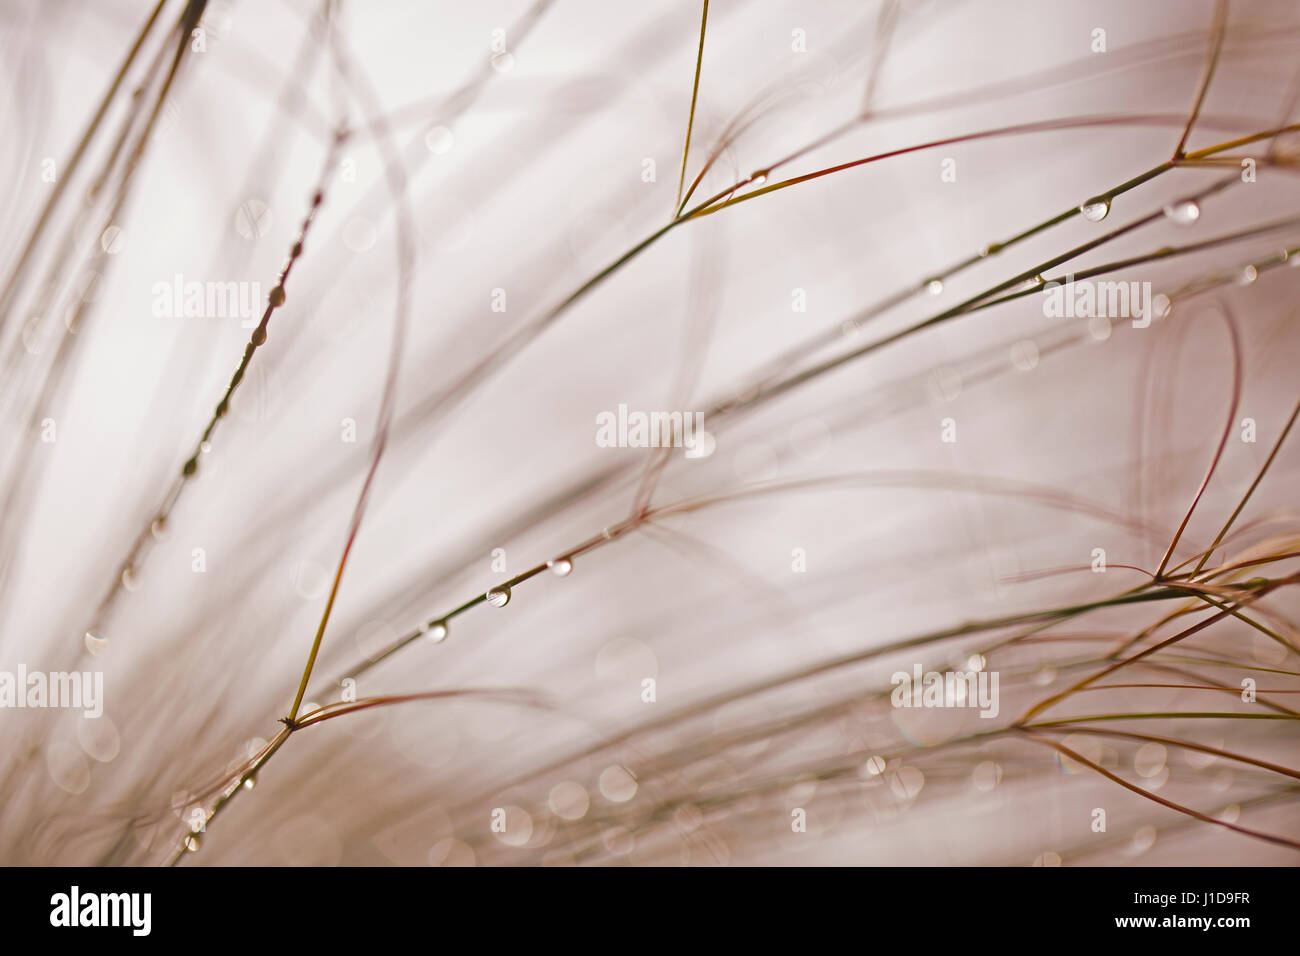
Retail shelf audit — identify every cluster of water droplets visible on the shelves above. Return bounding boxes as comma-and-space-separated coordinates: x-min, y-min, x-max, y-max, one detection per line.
1079, 195, 1202, 227
418, 557, 575, 650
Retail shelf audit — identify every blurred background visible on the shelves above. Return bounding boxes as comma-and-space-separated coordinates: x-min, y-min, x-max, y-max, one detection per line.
0, 0, 1297, 865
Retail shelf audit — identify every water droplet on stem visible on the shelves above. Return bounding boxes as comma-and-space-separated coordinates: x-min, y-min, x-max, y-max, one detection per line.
1163, 199, 1200, 225
1079, 197, 1110, 222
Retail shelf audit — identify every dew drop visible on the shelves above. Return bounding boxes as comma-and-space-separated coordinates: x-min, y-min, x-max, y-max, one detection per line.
150, 516, 167, 539
547, 557, 573, 577
100, 225, 125, 254
78, 715, 120, 763
548, 780, 590, 821
184, 834, 202, 852
120, 565, 139, 591
429, 838, 476, 867
888, 765, 925, 800
925, 278, 943, 296
1151, 293, 1172, 318
1130, 825, 1157, 855
424, 620, 449, 643
492, 805, 533, 846
602, 826, 634, 855
972, 760, 1002, 792
1163, 199, 1200, 225
1237, 264, 1258, 285
424, 125, 454, 155
1135, 742, 1167, 777
1185, 744, 1217, 770
1079, 197, 1110, 222
486, 586, 511, 608
243, 775, 257, 790
47, 743, 89, 794
750, 169, 769, 186
84, 631, 108, 655
598, 764, 638, 802
1011, 274, 1045, 294
863, 754, 886, 776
